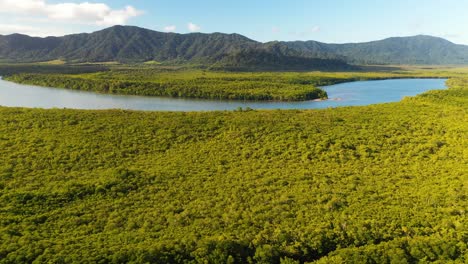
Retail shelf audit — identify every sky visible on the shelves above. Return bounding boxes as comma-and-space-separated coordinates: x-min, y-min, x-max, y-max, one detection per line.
0, 0, 467, 44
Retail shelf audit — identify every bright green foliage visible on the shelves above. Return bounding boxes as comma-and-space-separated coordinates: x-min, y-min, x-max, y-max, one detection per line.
4, 71, 328, 101
0, 78, 466, 263
2, 66, 462, 101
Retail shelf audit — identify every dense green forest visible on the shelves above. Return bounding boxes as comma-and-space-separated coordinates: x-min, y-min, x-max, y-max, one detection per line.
0, 75, 466, 263
2, 25, 468, 66
285, 35, 468, 65
0, 26, 351, 70
4, 71, 328, 101
1, 65, 461, 101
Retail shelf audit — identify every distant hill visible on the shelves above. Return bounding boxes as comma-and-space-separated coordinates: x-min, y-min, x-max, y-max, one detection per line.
1, 26, 468, 68
213, 41, 352, 71
284, 35, 468, 65
0, 26, 257, 63
0, 26, 350, 70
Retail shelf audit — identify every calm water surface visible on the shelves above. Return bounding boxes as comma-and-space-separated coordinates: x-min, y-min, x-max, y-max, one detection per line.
0, 78, 446, 111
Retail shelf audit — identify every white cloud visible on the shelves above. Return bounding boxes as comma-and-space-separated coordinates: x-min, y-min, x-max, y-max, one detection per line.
0, 0, 142, 26
0, 24, 37, 35
1, 0, 45, 13
188, 22, 201, 32
310, 26, 320, 33
164, 25, 176, 32
0, 23, 72, 36
272, 27, 281, 33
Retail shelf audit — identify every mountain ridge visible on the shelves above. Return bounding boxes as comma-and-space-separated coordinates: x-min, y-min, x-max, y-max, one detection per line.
285, 34, 468, 65
1, 25, 468, 68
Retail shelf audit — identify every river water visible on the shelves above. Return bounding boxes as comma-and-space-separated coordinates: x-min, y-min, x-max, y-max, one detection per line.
0, 78, 447, 111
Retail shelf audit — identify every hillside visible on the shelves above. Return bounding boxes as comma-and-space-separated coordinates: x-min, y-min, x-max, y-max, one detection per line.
0, 26, 350, 70
285, 35, 468, 65
0, 78, 466, 263
214, 42, 352, 71
3, 26, 468, 68
0, 26, 255, 63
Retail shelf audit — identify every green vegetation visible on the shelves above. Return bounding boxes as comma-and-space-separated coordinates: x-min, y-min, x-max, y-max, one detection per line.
4, 70, 328, 101
3, 65, 466, 101
0, 26, 350, 70
2, 26, 468, 67
0, 63, 107, 76
286, 35, 468, 65
0, 75, 466, 263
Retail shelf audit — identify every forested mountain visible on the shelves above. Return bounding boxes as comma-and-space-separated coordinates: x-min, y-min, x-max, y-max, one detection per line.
285, 35, 468, 65
0, 26, 350, 70
0, 26, 256, 63
1, 25, 468, 67
214, 42, 352, 70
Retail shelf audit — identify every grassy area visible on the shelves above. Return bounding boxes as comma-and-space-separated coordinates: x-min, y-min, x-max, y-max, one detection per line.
37, 60, 66, 65
3, 64, 468, 101
0, 75, 466, 263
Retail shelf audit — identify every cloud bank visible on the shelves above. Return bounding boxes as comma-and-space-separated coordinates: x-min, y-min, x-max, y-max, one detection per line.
0, 0, 142, 25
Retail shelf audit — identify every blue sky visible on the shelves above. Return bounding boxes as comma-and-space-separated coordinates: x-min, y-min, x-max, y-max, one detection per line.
0, 0, 466, 44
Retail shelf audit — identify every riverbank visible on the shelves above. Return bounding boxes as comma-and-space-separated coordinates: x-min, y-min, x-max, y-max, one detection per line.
2, 70, 329, 102
1, 65, 466, 102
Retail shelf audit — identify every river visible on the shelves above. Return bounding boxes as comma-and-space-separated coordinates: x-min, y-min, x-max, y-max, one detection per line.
0, 78, 447, 111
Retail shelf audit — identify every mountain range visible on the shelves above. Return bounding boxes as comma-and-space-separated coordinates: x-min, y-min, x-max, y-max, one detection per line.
1, 25, 468, 69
